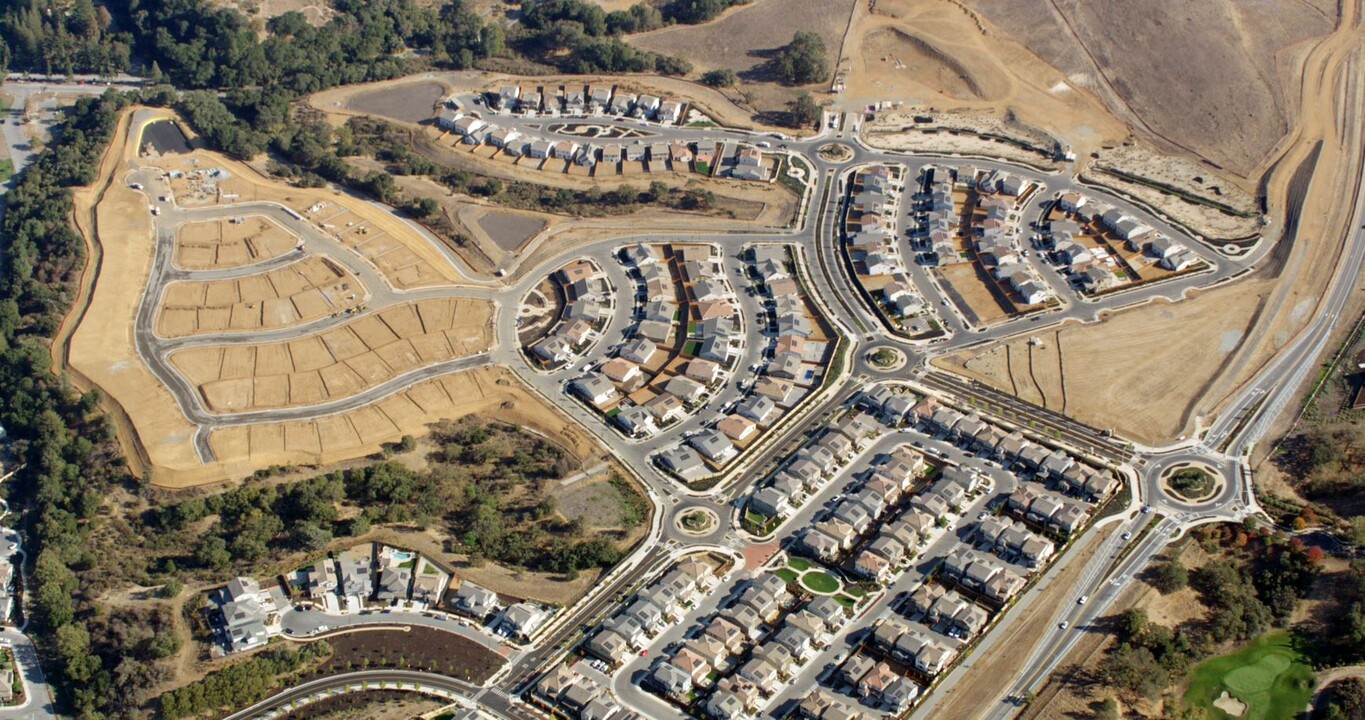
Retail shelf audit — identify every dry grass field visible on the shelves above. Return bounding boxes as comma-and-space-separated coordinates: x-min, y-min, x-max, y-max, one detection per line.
173, 216, 299, 270
845, 0, 1131, 161
630, 0, 855, 82
156, 255, 362, 337
937, 284, 1268, 444
937, 262, 1015, 326
965, 0, 1337, 178
203, 366, 612, 484
170, 297, 492, 413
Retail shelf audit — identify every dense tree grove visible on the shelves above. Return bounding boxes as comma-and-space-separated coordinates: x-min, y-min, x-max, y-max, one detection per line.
661, 0, 749, 24
1320, 677, 1365, 720
1096, 525, 1322, 703
0, 89, 173, 717
157, 643, 330, 719
149, 419, 635, 577
1, 0, 131, 76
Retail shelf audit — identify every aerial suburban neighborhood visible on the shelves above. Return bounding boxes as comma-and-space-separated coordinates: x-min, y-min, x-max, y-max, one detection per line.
0, 0, 1362, 719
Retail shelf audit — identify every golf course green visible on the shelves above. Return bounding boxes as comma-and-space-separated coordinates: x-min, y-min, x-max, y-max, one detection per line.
1182, 631, 1315, 720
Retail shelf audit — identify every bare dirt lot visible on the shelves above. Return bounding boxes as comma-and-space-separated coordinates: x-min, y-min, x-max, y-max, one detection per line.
936, 284, 1268, 444
157, 255, 362, 338
170, 297, 493, 413
308, 627, 505, 685
344, 80, 443, 122
146, 150, 469, 290
173, 215, 299, 270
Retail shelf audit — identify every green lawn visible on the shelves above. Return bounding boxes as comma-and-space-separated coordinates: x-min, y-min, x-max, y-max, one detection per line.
800, 571, 841, 595
1182, 631, 1315, 720
787, 557, 813, 572
775, 568, 798, 583
0, 159, 13, 183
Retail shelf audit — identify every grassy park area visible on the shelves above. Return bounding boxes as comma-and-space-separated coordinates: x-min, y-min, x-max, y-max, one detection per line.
1182, 631, 1315, 720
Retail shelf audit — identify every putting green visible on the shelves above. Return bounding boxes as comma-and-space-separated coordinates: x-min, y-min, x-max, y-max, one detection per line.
1183, 631, 1315, 720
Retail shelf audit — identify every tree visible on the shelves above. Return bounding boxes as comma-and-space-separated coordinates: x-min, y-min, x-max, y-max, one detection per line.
1152, 559, 1189, 594
1324, 678, 1365, 720
1098, 697, 1120, 720
701, 68, 737, 87
159, 578, 182, 599
773, 31, 830, 85
787, 91, 821, 128
1101, 644, 1170, 700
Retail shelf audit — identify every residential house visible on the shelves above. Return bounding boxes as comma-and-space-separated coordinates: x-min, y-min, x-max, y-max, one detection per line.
648, 662, 694, 701
658, 445, 706, 480
452, 581, 501, 621
501, 602, 548, 641
620, 337, 657, 365
570, 373, 618, 407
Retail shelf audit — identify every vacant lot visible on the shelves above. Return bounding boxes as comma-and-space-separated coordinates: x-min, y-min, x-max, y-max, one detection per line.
203, 365, 615, 485
474, 208, 547, 253
157, 255, 362, 337
174, 216, 299, 270
970, 0, 1336, 177
309, 627, 504, 684
343, 81, 444, 123
937, 283, 1267, 444
937, 262, 1014, 326
170, 297, 492, 413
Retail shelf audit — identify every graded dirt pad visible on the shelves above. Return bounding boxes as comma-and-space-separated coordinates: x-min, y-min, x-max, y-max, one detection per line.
170, 297, 493, 413
937, 283, 1268, 444
156, 255, 363, 338
66, 108, 212, 483
61, 109, 493, 488
147, 149, 468, 289
342, 80, 444, 123
964, 0, 1336, 176
473, 208, 549, 253
311, 626, 504, 685
938, 263, 1013, 326
201, 366, 611, 487
173, 216, 299, 270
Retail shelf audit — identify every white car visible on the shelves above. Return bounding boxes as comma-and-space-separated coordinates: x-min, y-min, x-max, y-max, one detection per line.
1077, 596, 1088, 605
